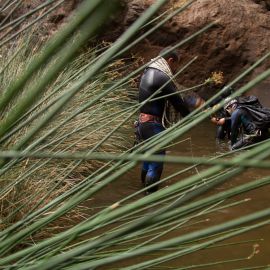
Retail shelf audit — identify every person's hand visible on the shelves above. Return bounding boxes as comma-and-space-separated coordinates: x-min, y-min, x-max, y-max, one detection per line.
211, 117, 225, 125
210, 117, 219, 124
217, 117, 225, 125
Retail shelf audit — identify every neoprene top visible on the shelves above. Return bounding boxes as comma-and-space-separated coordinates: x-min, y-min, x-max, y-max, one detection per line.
138, 67, 189, 118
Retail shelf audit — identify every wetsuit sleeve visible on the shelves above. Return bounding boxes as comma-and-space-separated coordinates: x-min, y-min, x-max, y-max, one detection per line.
230, 109, 242, 145
159, 73, 190, 117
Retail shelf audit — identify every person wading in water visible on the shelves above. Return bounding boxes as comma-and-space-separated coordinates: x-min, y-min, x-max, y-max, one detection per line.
136, 47, 190, 194
223, 96, 270, 150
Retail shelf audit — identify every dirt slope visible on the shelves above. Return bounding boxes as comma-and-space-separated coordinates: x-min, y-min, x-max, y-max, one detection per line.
1, 0, 269, 103
124, 0, 270, 104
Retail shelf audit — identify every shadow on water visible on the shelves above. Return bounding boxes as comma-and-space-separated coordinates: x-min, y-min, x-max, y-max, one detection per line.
89, 120, 270, 269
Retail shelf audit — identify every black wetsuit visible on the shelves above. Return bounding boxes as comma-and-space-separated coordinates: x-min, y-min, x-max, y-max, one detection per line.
138, 67, 189, 193
230, 106, 269, 150
139, 67, 189, 117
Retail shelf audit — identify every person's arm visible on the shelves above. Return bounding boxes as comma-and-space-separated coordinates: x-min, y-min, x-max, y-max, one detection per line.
160, 73, 190, 117
184, 95, 205, 110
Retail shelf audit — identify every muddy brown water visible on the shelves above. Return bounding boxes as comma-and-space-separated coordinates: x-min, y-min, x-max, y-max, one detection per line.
91, 120, 270, 269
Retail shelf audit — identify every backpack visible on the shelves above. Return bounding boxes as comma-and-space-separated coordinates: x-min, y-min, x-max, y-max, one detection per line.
237, 95, 262, 107
237, 95, 270, 129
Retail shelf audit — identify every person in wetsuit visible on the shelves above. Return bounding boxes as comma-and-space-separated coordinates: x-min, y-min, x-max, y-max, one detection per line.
137, 47, 190, 194
224, 98, 269, 150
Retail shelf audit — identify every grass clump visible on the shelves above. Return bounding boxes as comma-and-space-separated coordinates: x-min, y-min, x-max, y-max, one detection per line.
0, 37, 137, 234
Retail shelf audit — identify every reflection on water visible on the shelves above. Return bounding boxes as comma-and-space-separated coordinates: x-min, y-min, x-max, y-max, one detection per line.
90, 120, 270, 269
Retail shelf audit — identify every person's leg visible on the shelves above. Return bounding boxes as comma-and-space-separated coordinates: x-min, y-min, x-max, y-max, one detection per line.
225, 119, 231, 139
232, 129, 269, 150
138, 122, 165, 193
141, 162, 148, 185
144, 152, 165, 194
216, 125, 226, 140
231, 137, 251, 150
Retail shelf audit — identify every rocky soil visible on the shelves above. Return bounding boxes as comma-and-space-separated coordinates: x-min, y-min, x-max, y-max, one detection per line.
124, 0, 270, 104
1, 0, 270, 104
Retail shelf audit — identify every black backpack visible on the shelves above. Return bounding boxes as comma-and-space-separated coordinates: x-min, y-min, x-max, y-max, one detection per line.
237, 95, 270, 129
